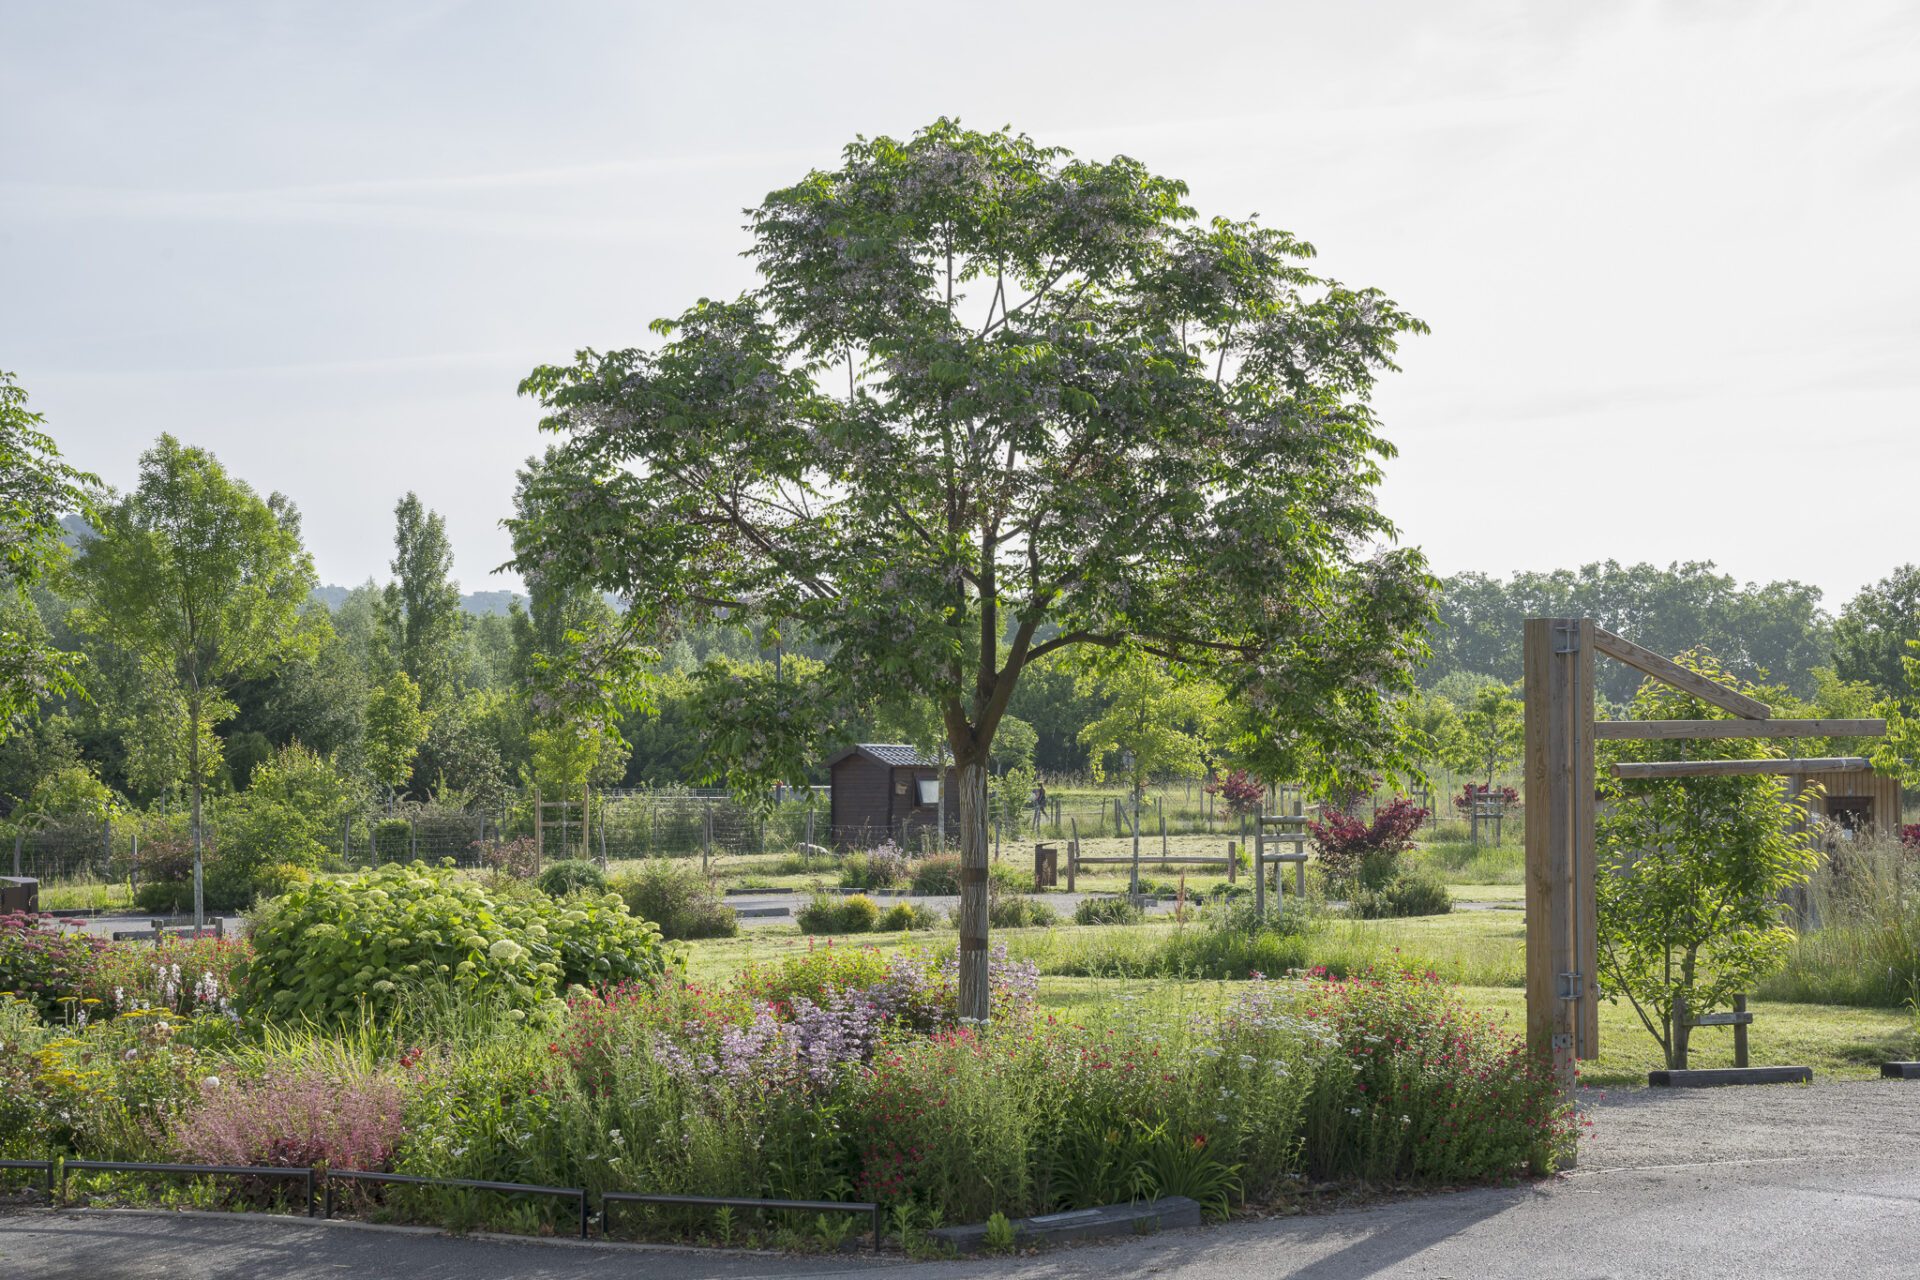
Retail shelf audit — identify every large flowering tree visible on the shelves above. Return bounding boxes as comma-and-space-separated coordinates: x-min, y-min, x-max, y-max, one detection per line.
513, 120, 1434, 1019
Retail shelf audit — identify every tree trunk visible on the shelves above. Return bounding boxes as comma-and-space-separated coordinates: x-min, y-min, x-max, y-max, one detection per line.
188, 688, 205, 932
955, 755, 991, 1022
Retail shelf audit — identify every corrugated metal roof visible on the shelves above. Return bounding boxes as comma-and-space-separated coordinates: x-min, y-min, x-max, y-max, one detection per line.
830, 743, 939, 768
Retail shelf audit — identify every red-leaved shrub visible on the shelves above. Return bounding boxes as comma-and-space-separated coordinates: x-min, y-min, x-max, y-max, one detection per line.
1309, 798, 1429, 887
1454, 784, 1520, 813
1204, 770, 1265, 817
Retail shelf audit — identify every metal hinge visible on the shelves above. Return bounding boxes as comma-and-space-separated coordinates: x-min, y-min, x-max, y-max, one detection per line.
1554, 621, 1581, 654
1557, 971, 1583, 1001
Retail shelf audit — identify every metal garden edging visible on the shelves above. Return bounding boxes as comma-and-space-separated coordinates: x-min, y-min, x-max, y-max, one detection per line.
323, 1169, 590, 1239
0, 1159, 55, 1195
601, 1191, 881, 1253
58, 1160, 316, 1214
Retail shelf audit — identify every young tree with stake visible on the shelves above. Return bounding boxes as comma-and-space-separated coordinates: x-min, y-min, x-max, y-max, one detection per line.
1596, 652, 1816, 1069
512, 121, 1435, 1019
72, 435, 314, 928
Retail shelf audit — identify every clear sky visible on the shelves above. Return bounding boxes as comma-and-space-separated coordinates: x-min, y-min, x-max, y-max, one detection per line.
4, 1, 1915, 604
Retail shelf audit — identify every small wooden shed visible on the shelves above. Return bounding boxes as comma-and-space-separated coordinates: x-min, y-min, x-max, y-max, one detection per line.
1789, 765, 1903, 834
827, 743, 951, 850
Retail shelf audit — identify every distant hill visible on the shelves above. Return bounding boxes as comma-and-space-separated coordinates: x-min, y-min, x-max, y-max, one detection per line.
59, 513, 94, 548
461, 590, 521, 616
309, 584, 523, 616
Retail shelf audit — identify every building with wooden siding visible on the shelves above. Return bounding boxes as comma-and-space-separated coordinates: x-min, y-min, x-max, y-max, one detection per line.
826, 744, 952, 850
1789, 766, 1904, 834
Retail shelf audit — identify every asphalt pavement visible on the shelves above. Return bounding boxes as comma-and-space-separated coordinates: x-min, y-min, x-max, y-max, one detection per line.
6, 1082, 1920, 1279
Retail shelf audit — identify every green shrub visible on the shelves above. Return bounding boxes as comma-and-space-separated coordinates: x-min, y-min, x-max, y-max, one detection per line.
612, 861, 738, 941
204, 745, 358, 910
237, 862, 664, 1022
797, 892, 880, 934
878, 902, 938, 931
839, 842, 909, 890
534, 859, 607, 898
0, 913, 106, 1020
1349, 872, 1452, 919
1074, 895, 1144, 926
1035, 903, 1318, 979
910, 855, 961, 894
982, 893, 1058, 929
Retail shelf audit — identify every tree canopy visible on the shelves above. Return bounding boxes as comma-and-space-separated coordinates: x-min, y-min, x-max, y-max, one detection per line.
513, 120, 1435, 1017
71, 434, 315, 923
0, 371, 98, 741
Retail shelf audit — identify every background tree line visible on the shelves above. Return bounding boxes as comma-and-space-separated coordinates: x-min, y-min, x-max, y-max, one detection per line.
7, 375, 1920, 824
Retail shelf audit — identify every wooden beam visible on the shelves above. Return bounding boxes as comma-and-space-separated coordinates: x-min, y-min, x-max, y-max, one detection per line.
1611, 756, 1872, 780
1595, 719, 1885, 741
1590, 628, 1772, 720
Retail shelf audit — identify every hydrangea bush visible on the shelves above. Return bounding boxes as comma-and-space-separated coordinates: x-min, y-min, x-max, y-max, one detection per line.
237, 862, 665, 1022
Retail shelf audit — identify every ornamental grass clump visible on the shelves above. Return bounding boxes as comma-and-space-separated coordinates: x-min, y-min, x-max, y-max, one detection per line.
174, 1058, 406, 1173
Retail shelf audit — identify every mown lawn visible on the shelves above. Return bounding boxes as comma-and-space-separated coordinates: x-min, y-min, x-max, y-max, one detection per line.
675, 911, 1916, 1087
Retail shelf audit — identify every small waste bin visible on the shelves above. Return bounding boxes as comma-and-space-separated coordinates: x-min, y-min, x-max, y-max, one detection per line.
0, 877, 39, 914
1033, 843, 1058, 889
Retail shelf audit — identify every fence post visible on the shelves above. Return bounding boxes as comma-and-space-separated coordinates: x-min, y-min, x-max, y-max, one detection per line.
1067, 816, 1079, 892
11, 831, 19, 877
102, 817, 112, 879
1733, 993, 1749, 1068
1672, 991, 1689, 1071
131, 831, 140, 891
409, 817, 417, 862
1254, 818, 1266, 920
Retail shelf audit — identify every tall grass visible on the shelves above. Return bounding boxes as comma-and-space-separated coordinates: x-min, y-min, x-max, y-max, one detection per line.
1760, 837, 1920, 1008
1416, 838, 1525, 885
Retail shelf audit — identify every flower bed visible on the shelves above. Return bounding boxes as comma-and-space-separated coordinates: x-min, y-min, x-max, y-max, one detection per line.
0, 925, 1575, 1241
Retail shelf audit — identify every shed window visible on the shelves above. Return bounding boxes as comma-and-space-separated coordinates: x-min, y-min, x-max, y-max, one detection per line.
915, 778, 941, 806
1826, 797, 1874, 831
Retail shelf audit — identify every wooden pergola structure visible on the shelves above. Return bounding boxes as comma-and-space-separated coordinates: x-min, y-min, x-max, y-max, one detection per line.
1522, 617, 1886, 1108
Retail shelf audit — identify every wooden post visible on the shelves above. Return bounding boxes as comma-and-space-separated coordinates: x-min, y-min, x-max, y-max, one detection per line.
1160, 811, 1168, 859
1672, 991, 1690, 1071
1227, 840, 1237, 884
1129, 796, 1141, 896
1524, 617, 1598, 1109
1733, 993, 1749, 1068
702, 806, 712, 874
1254, 819, 1266, 920
11, 831, 19, 877
1067, 817, 1079, 892
535, 790, 544, 867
